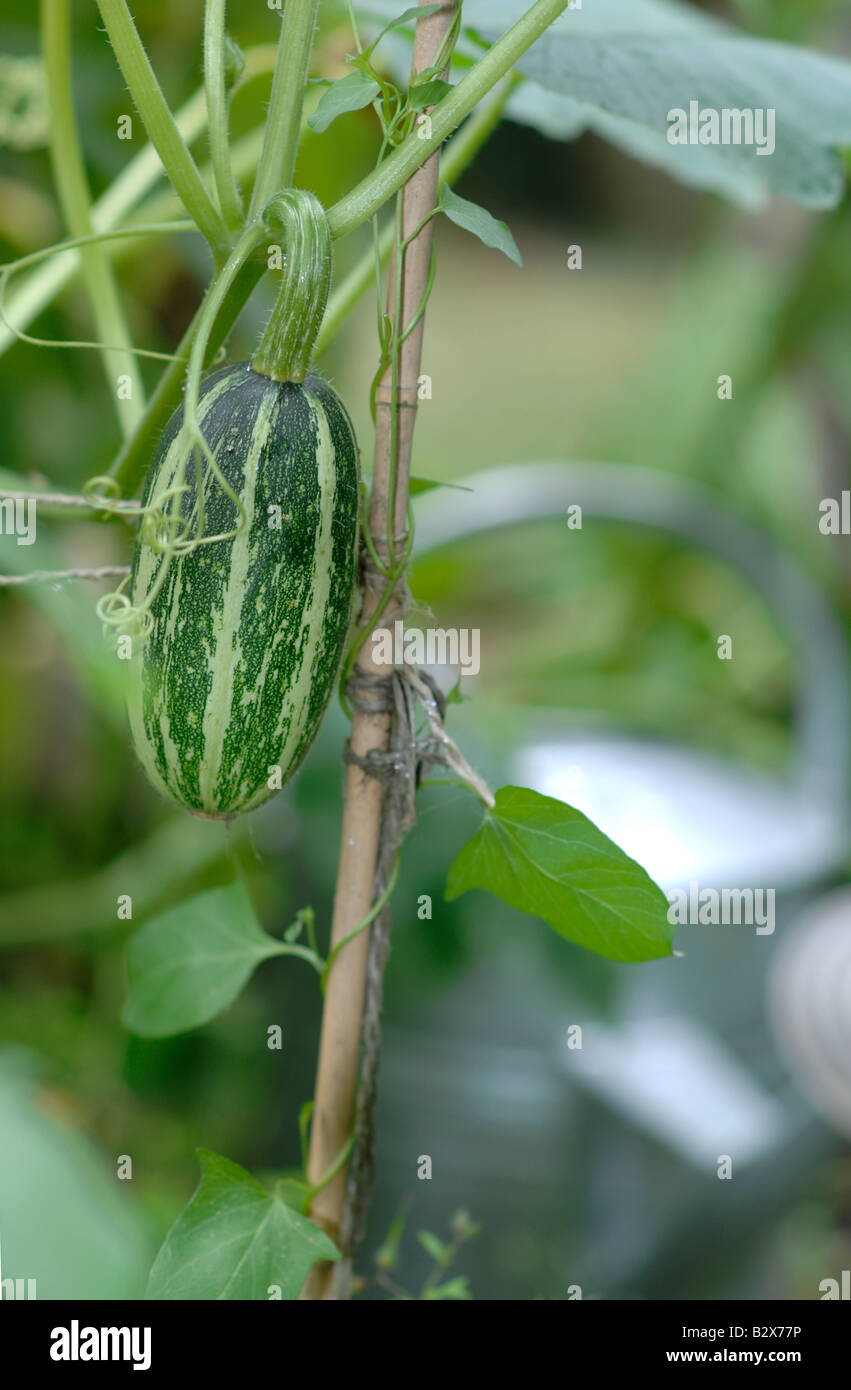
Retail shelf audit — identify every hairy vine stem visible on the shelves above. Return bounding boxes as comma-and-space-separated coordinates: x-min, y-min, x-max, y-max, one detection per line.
249, 0, 320, 215
96, 0, 229, 259
203, 0, 243, 232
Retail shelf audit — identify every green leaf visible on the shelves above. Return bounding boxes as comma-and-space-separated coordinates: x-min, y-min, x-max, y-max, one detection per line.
438, 184, 522, 266
506, 83, 766, 208
122, 880, 285, 1038
445, 678, 470, 706
418, 1229, 451, 1263
424, 1276, 473, 1300
307, 71, 381, 133
146, 1151, 339, 1300
409, 78, 453, 111
446, 786, 674, 963
466, 0, 851, 209
409, 475, 473, 495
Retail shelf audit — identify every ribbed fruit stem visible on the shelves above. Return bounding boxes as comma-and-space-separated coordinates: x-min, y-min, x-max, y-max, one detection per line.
251, 190, 331, 384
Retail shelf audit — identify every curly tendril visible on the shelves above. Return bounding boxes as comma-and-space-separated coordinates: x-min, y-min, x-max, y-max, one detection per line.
96, 575, 153, 640
0, 223, 195, 361
92, 429, 248, 642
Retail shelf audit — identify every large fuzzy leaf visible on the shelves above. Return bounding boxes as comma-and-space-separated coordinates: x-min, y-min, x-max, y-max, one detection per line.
357, 0, 851, 208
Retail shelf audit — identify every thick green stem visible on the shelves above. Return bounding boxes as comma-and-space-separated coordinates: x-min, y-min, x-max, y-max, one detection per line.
327, 0, 568, 238
204, 0, 243, 232
252, 192, 331, 382
42, 0, 145, 436
249, 0, 321, 216
96, 0, 229, 258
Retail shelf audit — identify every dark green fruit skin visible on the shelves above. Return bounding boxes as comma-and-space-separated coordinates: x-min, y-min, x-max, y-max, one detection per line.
128, 362, 359, 817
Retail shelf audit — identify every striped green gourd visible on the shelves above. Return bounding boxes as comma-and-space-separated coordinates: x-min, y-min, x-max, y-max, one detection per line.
127, 193, 359, 818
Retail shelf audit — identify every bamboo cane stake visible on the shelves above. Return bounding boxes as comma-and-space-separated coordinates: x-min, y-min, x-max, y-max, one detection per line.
304, 0, 458, 1300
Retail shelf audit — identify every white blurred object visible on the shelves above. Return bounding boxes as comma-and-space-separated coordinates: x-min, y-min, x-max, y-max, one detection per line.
565, 1016, 789, 1167
514, 738, 843, 890
769, 886, 851, 1140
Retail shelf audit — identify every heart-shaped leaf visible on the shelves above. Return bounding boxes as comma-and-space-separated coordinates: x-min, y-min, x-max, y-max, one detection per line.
146, 1151, 339, 1300
122, 880, 286, 1038
446, 786, 674, 962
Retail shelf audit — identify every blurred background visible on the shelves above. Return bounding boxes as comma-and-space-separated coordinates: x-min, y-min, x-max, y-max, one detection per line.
2, 0, 851, 1300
